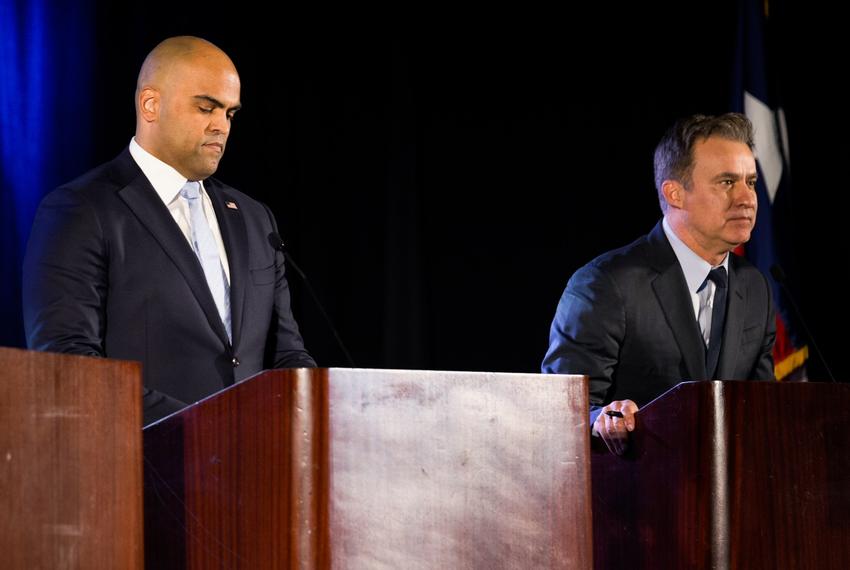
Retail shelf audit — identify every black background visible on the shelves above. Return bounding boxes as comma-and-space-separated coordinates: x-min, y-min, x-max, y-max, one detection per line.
30, 2, 849, 379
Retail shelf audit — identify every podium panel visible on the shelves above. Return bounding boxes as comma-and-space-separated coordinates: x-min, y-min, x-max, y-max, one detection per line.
0, 347, 143, 570
144, 368, 591, 568
592, 380, 850, 569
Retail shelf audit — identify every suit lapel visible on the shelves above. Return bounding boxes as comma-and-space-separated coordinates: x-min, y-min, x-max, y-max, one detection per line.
716, 257, 745, 379
647, 222, 707, 381
114, 153, 231, 347
652, 266, 708, 381
206, 182, 248, 351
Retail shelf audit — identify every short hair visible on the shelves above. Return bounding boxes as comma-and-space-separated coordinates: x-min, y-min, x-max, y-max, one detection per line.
653, 113, 755, 211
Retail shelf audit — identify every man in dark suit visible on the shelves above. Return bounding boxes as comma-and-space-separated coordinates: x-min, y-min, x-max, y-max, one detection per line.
23, 36, 315, 425
542, 113, 775, 454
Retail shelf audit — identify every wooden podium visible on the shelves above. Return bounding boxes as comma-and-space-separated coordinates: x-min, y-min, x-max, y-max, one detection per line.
592, 380, 850, 569
0, 347, 143, 569
143, 368, 592, 568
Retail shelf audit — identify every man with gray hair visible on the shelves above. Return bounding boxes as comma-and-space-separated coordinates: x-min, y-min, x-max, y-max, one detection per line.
542, 113, 775, 454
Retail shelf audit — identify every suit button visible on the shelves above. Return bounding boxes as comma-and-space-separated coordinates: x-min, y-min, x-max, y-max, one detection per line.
232, 357, 240, 367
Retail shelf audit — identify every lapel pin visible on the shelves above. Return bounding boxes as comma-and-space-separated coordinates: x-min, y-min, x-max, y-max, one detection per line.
225, 201, 239, 210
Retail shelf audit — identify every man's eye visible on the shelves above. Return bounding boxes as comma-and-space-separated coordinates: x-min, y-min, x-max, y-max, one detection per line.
199, 107, 213, 113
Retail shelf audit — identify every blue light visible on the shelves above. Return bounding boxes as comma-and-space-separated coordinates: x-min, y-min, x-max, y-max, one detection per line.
0, 0, 93, 346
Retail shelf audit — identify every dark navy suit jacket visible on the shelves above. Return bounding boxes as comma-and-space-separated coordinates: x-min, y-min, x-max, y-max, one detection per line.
542, 221, 776, 423
23, 149, 315, 425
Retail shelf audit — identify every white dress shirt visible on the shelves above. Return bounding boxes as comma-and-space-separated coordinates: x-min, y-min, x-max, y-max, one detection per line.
662, 217, 729, 320
129, 138, 231, 283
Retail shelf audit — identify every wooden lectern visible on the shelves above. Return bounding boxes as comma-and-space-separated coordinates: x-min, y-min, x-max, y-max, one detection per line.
0, 347, 143, 569
143, 368, 592, 568
592, 380, 850, 569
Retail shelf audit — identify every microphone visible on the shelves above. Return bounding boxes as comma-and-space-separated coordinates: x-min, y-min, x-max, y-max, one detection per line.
769, 264, 836, 382
268, 232, 356, 367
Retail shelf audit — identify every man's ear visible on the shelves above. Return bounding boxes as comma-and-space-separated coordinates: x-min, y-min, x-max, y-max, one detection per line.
138, 87, 159, 122
661, 180, 685, 210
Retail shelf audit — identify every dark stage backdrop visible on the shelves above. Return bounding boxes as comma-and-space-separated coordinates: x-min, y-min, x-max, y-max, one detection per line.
2, 2, 847, 380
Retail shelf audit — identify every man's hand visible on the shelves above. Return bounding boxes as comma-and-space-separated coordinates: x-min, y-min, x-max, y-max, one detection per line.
594, 399, 639, 455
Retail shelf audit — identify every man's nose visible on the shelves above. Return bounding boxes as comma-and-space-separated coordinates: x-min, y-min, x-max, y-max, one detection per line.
208, 110, 230, 135
734, 182, 757, 208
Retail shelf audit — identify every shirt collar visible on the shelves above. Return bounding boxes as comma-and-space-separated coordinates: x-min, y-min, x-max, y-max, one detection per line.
129, 137, 202, 204
662, 217, 729, 294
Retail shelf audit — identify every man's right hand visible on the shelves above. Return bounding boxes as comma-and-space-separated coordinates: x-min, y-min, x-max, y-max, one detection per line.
594, 399, 639, 455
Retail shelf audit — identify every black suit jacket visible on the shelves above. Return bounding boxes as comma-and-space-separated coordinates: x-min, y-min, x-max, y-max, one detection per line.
542, 220, 775, 420
23, 149, 315, 424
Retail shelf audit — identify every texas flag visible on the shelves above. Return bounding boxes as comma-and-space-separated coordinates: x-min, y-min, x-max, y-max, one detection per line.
732, 0, 807, 380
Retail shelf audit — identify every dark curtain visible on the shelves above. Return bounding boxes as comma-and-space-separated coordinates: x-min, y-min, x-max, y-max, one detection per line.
0, 0, 94, 346
1, 1, 847, 379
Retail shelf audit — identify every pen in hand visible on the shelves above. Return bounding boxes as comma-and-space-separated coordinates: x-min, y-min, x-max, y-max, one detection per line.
605, 410, 624, 418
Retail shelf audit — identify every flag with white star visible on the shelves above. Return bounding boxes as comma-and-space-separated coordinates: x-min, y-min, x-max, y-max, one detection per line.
732, 0, 807, 380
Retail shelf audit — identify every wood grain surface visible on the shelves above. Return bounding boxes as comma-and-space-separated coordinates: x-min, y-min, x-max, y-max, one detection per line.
591, 380, 850, 569
0, 347, 143, 570
144, 368, 591, 569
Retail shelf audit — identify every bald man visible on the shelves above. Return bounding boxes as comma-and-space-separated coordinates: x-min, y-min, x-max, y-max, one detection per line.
23, 36, 316, 425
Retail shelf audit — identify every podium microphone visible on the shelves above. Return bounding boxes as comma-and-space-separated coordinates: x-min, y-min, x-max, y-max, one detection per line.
769, 264, 836, 383
268, 232, 356, 367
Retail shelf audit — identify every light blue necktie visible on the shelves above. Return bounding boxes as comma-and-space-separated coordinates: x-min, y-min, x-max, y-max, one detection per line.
180, 181, 232, 342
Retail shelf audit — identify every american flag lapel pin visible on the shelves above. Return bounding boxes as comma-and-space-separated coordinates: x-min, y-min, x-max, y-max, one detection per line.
225, 200, 239, 210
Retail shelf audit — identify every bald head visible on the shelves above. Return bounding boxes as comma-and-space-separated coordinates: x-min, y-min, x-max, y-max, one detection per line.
136, 36, 236, 100
135, 36, 241, 180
